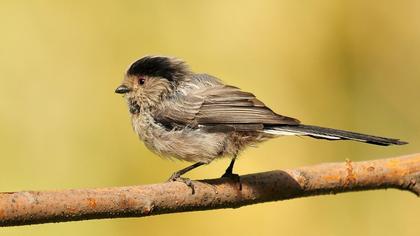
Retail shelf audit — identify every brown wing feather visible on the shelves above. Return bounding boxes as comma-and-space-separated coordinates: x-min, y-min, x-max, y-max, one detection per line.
154, 85, 299, 130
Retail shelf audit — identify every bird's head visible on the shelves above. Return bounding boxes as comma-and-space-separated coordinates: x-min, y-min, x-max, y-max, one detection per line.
115, 56, 190, 114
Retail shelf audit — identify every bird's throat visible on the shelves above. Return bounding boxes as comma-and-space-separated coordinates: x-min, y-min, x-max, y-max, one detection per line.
129, 100, 141, 114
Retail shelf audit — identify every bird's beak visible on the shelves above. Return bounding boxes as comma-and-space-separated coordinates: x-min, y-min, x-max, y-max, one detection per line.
115, 85, 131, 94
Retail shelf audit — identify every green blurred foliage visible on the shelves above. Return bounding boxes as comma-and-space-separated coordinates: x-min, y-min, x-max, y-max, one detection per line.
0, 0, 419, 235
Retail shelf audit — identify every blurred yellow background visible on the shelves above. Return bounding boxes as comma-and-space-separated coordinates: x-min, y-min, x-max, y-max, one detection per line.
0, 0, 419, 235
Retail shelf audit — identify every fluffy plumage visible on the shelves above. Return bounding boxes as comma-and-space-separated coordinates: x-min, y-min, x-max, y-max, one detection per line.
116, 55, 407, 181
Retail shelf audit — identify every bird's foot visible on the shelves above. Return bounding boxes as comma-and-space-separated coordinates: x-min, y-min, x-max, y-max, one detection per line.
221, 172, 242, 190
167, 173, 196, 194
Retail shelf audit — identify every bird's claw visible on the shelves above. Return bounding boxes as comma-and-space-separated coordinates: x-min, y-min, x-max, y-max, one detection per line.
221, 172, 242, 190
167, 174, 196, 194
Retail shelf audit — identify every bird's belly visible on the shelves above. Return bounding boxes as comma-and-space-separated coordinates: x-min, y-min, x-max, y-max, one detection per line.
142, 128, 228, 163
132, 115, 270, 163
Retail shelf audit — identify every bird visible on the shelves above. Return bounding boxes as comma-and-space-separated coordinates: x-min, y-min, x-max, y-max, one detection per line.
115, 55, 407, 191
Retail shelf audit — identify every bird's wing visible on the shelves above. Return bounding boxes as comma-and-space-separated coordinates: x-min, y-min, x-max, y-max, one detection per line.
154, 85, 300, 131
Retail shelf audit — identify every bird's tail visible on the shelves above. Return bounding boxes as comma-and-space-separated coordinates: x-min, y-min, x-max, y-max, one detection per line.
264, 124, 407, 146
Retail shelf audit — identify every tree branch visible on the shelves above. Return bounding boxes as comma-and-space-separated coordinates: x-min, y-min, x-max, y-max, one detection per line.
1, 153, 419, 227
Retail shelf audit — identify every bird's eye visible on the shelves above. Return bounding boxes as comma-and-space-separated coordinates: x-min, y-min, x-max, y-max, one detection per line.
138, 77, 145, 85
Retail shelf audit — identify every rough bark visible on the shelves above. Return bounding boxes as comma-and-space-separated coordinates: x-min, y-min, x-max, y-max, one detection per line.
0, 153, 419, 227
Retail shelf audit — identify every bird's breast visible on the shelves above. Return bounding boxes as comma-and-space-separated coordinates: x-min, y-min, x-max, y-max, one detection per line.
131, 114, 227, 163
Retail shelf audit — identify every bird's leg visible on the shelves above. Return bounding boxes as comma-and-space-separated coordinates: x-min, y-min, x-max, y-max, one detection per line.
222, 156, 242, 190
168, 162, 206, 194
222, 157, 236, 177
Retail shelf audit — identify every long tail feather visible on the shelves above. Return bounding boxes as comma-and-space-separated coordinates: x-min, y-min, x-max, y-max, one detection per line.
264, 124, 407, 146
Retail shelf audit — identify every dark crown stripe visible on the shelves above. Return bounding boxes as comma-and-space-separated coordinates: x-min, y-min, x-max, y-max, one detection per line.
127, 56, 187, 81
